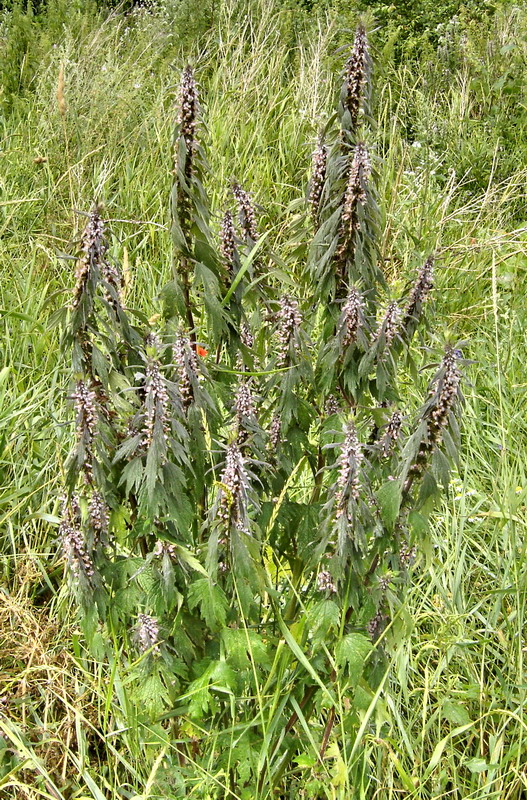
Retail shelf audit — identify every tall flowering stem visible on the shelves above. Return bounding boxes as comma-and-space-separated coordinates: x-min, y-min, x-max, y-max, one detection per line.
342, 22, 370, 137
276, 296, 302, 367
335, 418, 363, 520
405, 346, 462, 493
402, 256, 434, 338
217, 442, 251, 534
232, 183, 258, 244
309, 135, 327, 229
335, 143, 371, 291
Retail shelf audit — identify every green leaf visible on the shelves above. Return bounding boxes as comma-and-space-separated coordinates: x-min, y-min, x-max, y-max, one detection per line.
442, 700, 472, 726
335, 633, 372, 684
375, 480, 402, 531
187, 578, 228, 631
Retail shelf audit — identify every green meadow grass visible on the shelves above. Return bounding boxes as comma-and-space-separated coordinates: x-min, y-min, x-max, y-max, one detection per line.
0, 1, 526, 797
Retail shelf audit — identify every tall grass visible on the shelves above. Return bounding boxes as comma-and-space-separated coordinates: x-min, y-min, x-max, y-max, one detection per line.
1, 1, 526, 797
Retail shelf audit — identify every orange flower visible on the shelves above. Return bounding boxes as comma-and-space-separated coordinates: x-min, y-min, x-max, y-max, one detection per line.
197, 346, 208, 358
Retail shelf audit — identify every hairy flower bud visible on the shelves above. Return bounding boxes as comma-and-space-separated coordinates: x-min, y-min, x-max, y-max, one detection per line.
324, 395, 341, 416
309, 135, 327, 227
72, 379, 98, 482
232, 183, 258, 243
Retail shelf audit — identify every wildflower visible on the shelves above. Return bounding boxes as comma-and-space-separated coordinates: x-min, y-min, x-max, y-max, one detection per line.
232, 183, 258, 242
317, 570, 337, 593
336, 419, 363, 519
88, 490, 109, 545
324, 395, 341, 416
367, 608, 386, 641
72, 206, 106, 309
173, 329, 200, 410
136, 614, 160, 655
72, 379, 97, 481
378, 410, 403, 456
343, 22, 370, 133
60, 495, 94, 581
142, 336, 170, 449
309, 135, 327, 227
177, 65, 198, 175
407, 346, 461, 484
217, 442, 250, 532
240, 322, 254, 349
399, 541, 417, 567
277, 296, 302, 366
336, 143, 371, 265
338, 286, 364, 349
153, 540, 177, 558
220, 210, 236, 273
268, 412, 282, 452
374, 301, 401, 348
402, 256, 434, 335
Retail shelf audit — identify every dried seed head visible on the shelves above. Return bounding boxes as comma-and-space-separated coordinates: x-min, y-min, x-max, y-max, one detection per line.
217, 442, 250, 532
309, 135, 327, 227
177, 65, 198, 170
343, 23, 370, 133
173, 330, 200, 410
142, 338, 170, 449
232, 183, 258, 242
136, 614, 160, 655
60, 495, 94, 581
402, 256, 434, 334
374, 301, 401, 347
277, 296, 302, 367
72, 206, 106, 309
336, 419, 363, 518
220, 210, 236, 273
317, 570, 337, 593
336, 143, 371, 264
339, 286, 364, 349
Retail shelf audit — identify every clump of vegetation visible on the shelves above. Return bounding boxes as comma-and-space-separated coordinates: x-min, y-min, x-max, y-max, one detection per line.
57, 24, 463, 795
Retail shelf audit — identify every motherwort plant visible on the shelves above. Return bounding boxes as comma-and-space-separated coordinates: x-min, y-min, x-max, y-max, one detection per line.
58, 33, 463, 795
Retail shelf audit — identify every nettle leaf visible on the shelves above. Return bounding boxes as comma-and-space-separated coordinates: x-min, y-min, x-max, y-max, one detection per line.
335, 633, 372, 684
222, 629, 271, 671
308, 599, 340, 643
375, 480, 402, 531
187, 578, 228, 631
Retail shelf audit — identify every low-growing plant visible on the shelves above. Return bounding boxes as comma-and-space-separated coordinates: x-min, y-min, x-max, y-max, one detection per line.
57, 22, 464, 797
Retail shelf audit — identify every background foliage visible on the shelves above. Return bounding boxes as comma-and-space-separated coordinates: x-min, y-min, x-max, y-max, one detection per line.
0, 0, 526, 798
